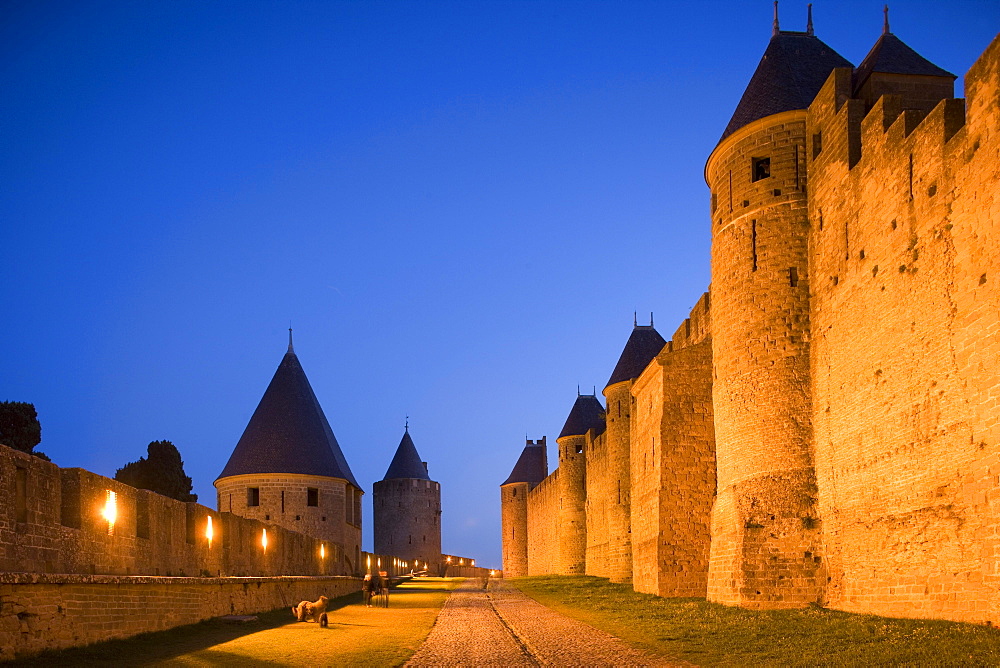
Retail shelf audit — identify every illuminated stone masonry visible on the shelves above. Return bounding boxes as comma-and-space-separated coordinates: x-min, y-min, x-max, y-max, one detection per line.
503, 24, 1000, 624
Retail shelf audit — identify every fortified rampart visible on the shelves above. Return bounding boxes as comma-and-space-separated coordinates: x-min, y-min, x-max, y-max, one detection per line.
806, 36, 1000, 620
503, 27, 1000, 625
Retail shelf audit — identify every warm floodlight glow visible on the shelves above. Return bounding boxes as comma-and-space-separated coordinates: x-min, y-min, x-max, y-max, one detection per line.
446, 556, 452, 563
459, 559, 464, 565
261, 528, 268, 552
471, 560, 475, 567
101, 490, 117, 534
320, 543, 326, 559
367, 555, 371, 571
206, 516, 214, 547
377, 557, 381, 568
490, 570, 496, 577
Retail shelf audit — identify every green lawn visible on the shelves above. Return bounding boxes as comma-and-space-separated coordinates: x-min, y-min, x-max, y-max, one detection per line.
508, 575, 1000, 667
12, 577, 462, 667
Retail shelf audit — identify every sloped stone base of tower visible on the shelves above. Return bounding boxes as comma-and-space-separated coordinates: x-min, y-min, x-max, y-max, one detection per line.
707, 469, 826, 609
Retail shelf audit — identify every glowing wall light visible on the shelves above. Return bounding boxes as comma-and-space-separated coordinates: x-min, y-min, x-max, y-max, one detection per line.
367, 555, 371, 572
261, 528, 268, 553
101, 490, 117, 535
205, 516, 214, 547
471, 560, 475, 567
320, 543, 326, 559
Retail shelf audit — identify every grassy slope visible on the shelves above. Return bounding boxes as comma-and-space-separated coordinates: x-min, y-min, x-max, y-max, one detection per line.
12, 577, 462, 667
509, 575, 1000, 667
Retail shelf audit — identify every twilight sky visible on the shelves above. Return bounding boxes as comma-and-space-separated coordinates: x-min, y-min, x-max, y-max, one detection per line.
3, 1, 997, 568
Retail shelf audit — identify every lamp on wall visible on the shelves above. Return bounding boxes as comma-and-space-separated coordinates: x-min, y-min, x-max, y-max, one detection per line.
206, 516, 214, 548
101, 490, 117, 535
320, 543, 326, 560
261, 528, 268, 553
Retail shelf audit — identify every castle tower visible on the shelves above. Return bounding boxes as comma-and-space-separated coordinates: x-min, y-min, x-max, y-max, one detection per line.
500, 437, 548, 577
373, 427, 441, 573
215, 331, 363, 575
557, 393, 604, 575
851, 10, 956, 116
703, 12, 851, 607
602, 321, 666, 583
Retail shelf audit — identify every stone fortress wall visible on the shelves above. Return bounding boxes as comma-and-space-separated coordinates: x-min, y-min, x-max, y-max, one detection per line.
504, 32, 1000, 625
0, 442, 358, 658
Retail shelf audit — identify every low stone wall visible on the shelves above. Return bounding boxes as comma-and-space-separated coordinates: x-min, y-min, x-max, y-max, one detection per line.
0, 573, 360, 661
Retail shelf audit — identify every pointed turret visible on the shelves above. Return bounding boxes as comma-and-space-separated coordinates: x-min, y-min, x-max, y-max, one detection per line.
606, 324, 667, 388
559, 394, 606, 439
383, 428, 431, 480
721, 24, 851, 141
501, 438, 548, 486
218, 347, 358, 486
215, 337, 363, 574
852, 14, 955, 115
373, 427, 441, 572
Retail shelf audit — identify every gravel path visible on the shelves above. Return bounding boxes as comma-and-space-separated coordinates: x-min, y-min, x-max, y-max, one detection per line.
405, 578, 681, 667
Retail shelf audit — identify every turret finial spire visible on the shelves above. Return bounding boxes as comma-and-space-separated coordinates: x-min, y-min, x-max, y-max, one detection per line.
883, 5, 890, 35
772, 1, 780, 37
650, 312, 654, 327
577, 385, 580, 397
288, 327, 294, 353
405, 415, 409, 432
806, 3, 814, 36
633, 311, 637, 327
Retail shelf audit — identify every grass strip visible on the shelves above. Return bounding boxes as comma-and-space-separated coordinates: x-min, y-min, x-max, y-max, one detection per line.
13, 576, 463, 667
508, 575, 1000, 667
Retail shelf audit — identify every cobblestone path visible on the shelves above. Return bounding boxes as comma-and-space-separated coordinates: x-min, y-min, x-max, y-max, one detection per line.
405, 579, 681, 667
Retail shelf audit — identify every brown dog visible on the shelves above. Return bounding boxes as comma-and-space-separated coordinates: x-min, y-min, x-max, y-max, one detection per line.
292, 595, 329, 624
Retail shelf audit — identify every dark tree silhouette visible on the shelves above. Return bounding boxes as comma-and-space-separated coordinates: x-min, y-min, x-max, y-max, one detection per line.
0, 401, 48, 459
115, 440, 198, 502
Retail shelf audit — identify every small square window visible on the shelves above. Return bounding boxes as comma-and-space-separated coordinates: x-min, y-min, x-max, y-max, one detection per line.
752, 157, 770, 182
247, 487, 260, 507
307, 488, 319, 507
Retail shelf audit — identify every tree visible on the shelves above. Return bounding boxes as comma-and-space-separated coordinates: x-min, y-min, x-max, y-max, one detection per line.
0, 401, 48, 459
115, 440, 198, 502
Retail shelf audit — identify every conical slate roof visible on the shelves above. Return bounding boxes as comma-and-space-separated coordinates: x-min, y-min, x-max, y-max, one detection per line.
721, 31, 852, 141
218, 344, 359, 487
559, 394, 606, 439
853, 32, 955, 92
501, 442, 548, 486
606, 325, 667, 387
383, 429, 431, 481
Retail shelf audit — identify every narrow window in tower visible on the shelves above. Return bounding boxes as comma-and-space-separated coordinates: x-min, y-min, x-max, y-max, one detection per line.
908, 154, 914, 200
711, 192, 717, 214
813, 132, 823, 158
617, 480, 621, 504
794, 144, 800, 189
307, 488, 319, 507
789, 267, 799, 287
247, 487, 259, 507
576, 442, 583, 454
617, 401, 621, 417
281, 491, 285, 513
512, 488, 517, 497
728, 171, 733, 212
845, 221, 850, 260
228, 494, 232, 513
408, 535, 412, 544
752, 157, 770, 182
751, 220, 758, 272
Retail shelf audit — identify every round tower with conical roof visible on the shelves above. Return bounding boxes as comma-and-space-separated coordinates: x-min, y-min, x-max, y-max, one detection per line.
557, 393, 605, 575
704, 8, 849, 607
373, 427, 441, 573
603, 320, 666, 584
215, 331, 363, 575
500, 437, 548, 577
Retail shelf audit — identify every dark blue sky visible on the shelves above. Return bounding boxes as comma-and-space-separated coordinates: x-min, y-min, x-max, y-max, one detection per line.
3, 1, 997, 567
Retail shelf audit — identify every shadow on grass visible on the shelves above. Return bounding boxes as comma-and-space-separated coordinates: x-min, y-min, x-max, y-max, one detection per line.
10, 591, 363, 667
